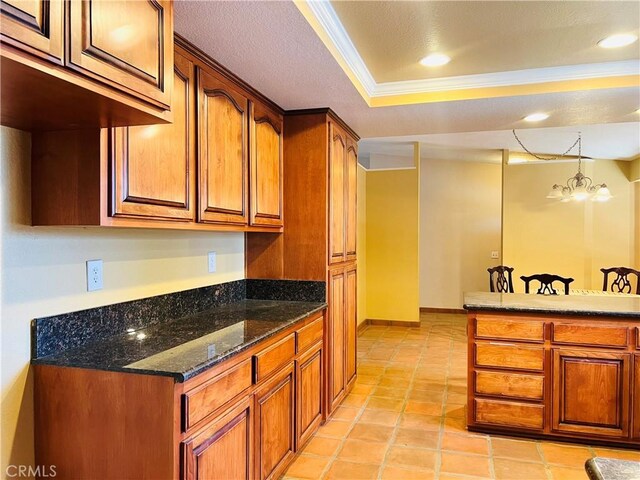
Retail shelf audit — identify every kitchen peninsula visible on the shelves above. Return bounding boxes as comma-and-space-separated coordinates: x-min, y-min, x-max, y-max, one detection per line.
464, 292, 640, 448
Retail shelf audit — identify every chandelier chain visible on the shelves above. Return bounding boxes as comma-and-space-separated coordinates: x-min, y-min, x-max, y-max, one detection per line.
512, 129, 581, 162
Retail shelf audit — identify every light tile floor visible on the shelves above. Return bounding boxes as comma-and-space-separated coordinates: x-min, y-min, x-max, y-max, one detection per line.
283, 313, 640, 480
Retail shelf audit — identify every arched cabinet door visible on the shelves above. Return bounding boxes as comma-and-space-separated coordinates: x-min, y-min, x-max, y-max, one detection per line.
329, 123, 346, 264
110, 49, 195, 221
345, 139, 358, 261
67, 0, 173, 108
197, 68, 249, 226
250, 102, 283, 228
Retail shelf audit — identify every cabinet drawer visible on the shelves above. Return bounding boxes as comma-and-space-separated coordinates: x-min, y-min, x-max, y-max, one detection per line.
637, 327, 640, 348
297, 316, 323, 353
254, 334, 295, 382
474, 398, 544, 430
475, 371, 543, 400
475, 316, 544, 342
475, 343, 544, 371
551, 323, 628, 348
183, 358, 252, 431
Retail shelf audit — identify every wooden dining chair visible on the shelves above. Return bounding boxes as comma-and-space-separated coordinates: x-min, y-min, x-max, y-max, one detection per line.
520, 273, 574, 295
601, 267, 640, 295
487, 266, 514, 293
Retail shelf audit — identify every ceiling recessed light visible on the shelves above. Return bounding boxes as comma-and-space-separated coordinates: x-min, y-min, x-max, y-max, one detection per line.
523, 113, 549, 122
420, 53, 451, 67
597, 33, 638, 48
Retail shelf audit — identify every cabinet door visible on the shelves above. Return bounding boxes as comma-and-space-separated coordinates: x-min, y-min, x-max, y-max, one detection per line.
0, 0, 63, 62
345, 265, 357, 388
67, 0, 173, 108
329, 123, 346, 264
198, 68, 249, 226
634, 355, 639, 439
345, 139, 357, 261
110, 50, 194, 221
552, 348, 631, 438
328, 267, 345, 412
296, 345, 323, 448
250, 102, 283, 228
254, 363, 295, 480
182, 396, 253, 480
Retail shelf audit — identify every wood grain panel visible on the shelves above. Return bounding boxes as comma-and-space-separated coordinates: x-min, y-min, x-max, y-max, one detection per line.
551, 323, 629, 348
345, 264, 357, 387
251, 102, 283, 227
254, 363, 295, 480
296, 345, 323, 448
633, 355, 639, 439
183, 358, 252, 432
475, 316, 544, 342
329, 267, 346, 411
182, 396, 253, 480
475, 370, 544, 400
329, 122, 346, 265
0, 0, 63, 62
296, 316, 324, 354
474, 398, 544, 430
345, 139, 357, 261
254, 334, 295, 383
111, 50, 194, 221
67, 0, 172, 108
34, 365, 175, 479
198, 68, 248, 225
552, 348, 630, 437
475, 342, 544, 372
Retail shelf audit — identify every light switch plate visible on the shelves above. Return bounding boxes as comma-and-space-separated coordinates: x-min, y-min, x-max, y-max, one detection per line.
491, 251, 500, 259
86, 259, 103, 292
208, 251, 217, 273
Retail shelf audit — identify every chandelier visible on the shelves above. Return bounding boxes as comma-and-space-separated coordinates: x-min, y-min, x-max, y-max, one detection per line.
512, 130, 612, 202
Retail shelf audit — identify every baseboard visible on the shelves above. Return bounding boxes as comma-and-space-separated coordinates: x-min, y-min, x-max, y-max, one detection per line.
365, 318, 420, 328
357, 321, 368, 335
420, 307, 467, 314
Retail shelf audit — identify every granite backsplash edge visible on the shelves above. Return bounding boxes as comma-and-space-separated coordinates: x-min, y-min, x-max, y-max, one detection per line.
32, 279, 326, 359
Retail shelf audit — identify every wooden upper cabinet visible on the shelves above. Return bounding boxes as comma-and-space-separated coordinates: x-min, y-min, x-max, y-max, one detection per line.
345, 139, 357, 261
0, 0, 63, 62
198, 68, 249, 226
110, 50, 194, 221
552, 348, 631, 438
67, 0, 173, 109
250, 102, 283, 228
182, 396, 253, 480
329, 123, 347, 265
345, 265, 357, 387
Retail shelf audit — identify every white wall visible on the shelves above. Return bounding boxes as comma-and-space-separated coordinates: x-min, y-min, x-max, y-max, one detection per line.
0, 127, 245, 472
420, 158, 502, 308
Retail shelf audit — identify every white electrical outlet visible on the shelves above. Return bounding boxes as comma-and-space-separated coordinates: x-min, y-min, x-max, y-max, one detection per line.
86, 259, 103, 292
208, 251, 217, 273
491, 251, 500, 259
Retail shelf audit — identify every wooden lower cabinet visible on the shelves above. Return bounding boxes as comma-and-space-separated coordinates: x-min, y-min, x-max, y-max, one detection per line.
254, 363, 295, 480
296, 344, 323, 448
182, 396, 253, 480
634, 355, 640, 439
552, 348, 631, 438
345, 264, 357, 388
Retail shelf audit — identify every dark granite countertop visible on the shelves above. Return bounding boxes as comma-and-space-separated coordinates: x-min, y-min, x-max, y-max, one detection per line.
32, 299, 326, 382
585, 457, 640, 480
463, 292, 640, 318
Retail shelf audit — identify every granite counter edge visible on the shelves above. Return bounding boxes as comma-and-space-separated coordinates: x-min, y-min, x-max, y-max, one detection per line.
462, 304, 640, 319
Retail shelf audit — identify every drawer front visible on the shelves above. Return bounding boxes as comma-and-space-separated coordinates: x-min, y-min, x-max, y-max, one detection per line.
183, 358, 252, 431
552, 323, 628, 348
637, 327, 640, 348
254, 333, 295, 382
475, 343, 544, 372
474, 398, 544, 430
475, 316, 544, 342
475, 371, 544, 401
296, 316, 323, 353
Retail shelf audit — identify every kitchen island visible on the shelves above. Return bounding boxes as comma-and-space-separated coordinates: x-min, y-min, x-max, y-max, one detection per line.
463, 292, 640, 448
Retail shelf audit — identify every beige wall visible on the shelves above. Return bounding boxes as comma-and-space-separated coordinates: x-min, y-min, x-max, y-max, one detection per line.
356, 164, 367, 326
0, 127, 245, 472
366, 168, 420, 322
636, 182, 640, 265
503, 159, 637, 292
419, 158, 502, 309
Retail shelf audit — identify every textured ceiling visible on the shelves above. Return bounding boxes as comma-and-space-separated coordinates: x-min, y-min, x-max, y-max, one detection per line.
331, 1, 640, 83
174, 1, 639, 140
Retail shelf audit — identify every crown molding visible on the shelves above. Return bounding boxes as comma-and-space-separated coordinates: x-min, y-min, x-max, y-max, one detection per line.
297, 0, 640, 105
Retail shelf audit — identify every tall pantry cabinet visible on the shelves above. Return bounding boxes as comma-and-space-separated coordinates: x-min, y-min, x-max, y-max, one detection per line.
246, 109, 359, 418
